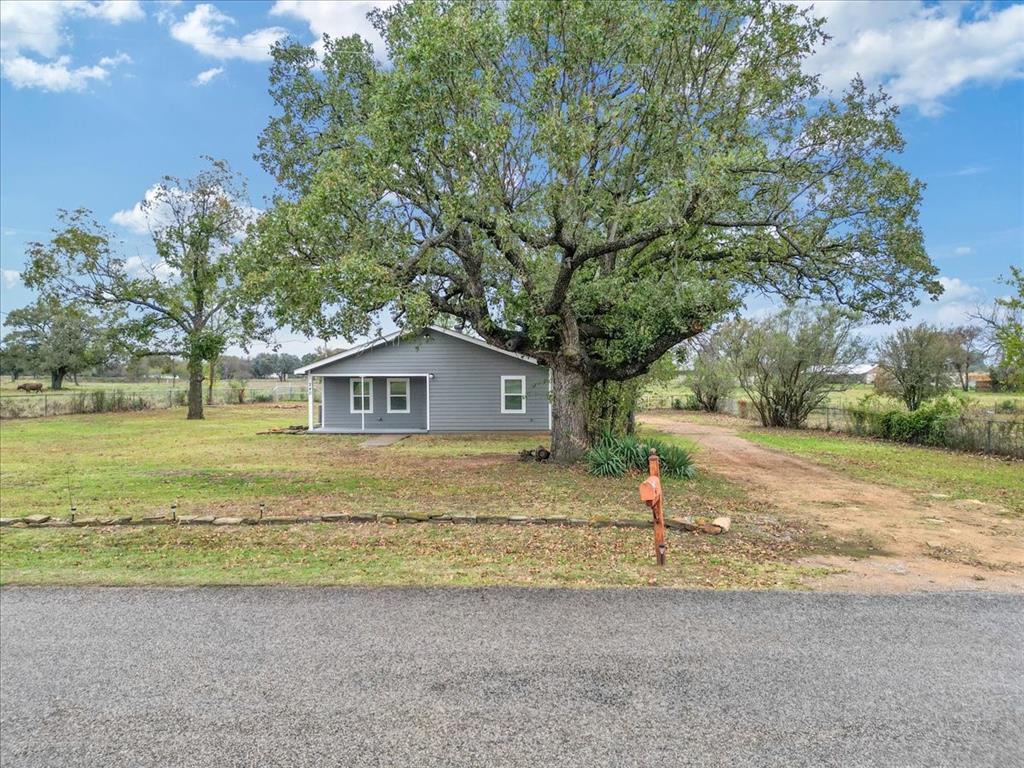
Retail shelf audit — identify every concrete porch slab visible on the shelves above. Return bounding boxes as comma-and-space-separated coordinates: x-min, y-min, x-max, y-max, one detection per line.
360, 433, 410, 448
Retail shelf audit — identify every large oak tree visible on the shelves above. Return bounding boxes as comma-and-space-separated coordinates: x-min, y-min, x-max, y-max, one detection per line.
243, 0, 939, 461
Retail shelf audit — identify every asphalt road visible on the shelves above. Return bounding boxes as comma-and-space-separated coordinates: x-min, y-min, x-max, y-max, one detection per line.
1, 588, 1022, 768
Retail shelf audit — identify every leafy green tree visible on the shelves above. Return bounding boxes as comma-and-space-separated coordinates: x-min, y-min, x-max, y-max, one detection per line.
242, 0, 937, 461
0, 338, 33, 381
685, 335, 734, 412
274, 353, 302, 381
586, 353, 677, 436
942, 325, 985, 392
23, 159, 253, 419
3, 297, 108, 389
975, 267, 1023, 390
723, 306, 864, 427
252, 352, 280, 379
876, 324, 951, 410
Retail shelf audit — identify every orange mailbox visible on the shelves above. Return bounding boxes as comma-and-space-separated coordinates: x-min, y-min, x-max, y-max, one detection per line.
639, 449, 667, 566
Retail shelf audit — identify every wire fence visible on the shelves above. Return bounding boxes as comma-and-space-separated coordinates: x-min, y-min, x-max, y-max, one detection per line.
641, 395, 1024, 459
0, 384, 315, 420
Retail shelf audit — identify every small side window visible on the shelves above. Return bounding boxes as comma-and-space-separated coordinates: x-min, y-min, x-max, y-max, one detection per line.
501, 376, 526, 414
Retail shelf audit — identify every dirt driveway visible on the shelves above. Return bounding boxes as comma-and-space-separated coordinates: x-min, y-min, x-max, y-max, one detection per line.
642, 413, 1024, 592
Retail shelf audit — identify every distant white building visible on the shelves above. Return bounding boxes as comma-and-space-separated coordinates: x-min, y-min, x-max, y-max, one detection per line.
818, 363, 880, 385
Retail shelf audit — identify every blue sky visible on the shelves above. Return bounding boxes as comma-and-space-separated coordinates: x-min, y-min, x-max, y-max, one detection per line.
1, 0, 1022, 355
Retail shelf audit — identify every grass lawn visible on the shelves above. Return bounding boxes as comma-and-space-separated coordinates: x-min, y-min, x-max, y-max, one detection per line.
741, 429, 1024, 515
0, 404, 832, 588
0, 404, 735, 522
0, 522, 822, 589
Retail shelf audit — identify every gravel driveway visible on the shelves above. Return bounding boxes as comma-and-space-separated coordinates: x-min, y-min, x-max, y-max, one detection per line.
2, 587, 1022, 767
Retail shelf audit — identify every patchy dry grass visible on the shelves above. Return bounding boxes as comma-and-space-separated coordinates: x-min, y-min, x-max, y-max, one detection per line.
0, 520, 826, 589
741, 429, 1024, 516
0, 405, 744, 522
0, 406, 848, 589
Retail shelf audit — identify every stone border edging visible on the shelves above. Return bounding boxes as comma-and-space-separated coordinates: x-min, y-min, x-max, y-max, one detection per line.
0, 512, 730, 534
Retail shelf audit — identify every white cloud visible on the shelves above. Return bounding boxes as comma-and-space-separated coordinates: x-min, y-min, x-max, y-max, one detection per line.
937, 276, 980, 303
112, 182, 262, 236
193, 66, 224, 86
170, 4, 287, 61
2, 269, 20, 288
269, 0, 395, 61
125, 255, 177, 282
953, 246, 973, 257
0, 1, 142, 92
794, 1, 1024, 116
949, 165, 990, 177
111, 184, 174, 234
1, 53, 124, 92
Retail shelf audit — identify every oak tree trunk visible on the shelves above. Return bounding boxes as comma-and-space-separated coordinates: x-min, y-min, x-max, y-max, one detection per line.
187, 356, 204, 420
550, 361, 590, 464
50, 368, 66, 390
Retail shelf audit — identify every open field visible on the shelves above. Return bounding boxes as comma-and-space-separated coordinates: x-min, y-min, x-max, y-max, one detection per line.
0, 376, 297, 395
741, 429, 1024, 516
643, 379, 1024, 411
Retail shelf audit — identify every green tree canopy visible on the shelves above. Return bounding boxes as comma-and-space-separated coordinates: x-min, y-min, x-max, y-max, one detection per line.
3, 297, 108, 389
23, 159, 254, 419
876, 323, 952, 410
721, 306, 864, 427
242, 0, 939, 460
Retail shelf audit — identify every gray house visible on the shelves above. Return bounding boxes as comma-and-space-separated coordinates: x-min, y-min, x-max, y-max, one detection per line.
295, 326, 551, 434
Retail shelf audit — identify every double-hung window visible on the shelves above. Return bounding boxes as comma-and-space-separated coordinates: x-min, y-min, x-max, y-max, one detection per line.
500, 376, 526, 414
350, 378, 373, 413
387, 378, 410, 413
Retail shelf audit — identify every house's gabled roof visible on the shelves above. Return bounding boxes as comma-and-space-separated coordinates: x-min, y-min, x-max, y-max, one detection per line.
294, 325, 540, 375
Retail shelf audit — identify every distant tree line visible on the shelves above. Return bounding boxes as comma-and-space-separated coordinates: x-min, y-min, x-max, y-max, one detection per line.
682, 291, 1022, 427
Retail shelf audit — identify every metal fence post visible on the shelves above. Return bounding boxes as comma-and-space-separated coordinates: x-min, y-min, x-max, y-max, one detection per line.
43, 395, 47, 418
987, 421, 992, 454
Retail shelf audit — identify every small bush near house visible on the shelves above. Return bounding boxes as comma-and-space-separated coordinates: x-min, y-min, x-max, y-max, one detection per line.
586, 433, 697, 479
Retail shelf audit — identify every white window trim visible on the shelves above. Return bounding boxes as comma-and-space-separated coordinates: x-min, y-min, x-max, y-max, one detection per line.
500, 375, 527, 414
386, 377, 411, 414
350, 377, 373, 414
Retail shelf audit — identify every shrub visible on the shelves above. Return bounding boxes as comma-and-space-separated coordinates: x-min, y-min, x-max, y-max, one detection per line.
849, 393, 967, 446
585, 442, 627, 477
995, 399, 1019, 415
585, 432, 697, 479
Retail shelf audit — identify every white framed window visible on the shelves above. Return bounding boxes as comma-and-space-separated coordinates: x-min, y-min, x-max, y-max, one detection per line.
387, 378, 410, 413
350, 378, 373, 413
501, 375, 527, 414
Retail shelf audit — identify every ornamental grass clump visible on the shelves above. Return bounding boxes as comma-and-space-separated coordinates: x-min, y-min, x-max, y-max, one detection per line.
585, 433, 697, 479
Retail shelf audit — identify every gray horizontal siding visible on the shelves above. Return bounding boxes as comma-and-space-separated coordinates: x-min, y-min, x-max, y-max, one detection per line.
323, 376, 427, 431
315, 329, 549, 432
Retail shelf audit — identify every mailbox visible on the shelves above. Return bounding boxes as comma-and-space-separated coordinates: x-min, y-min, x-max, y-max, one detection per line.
638, 449, 667, 566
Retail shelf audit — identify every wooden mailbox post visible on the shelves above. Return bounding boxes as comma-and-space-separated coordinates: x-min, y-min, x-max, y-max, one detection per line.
638, 449, 667, 566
